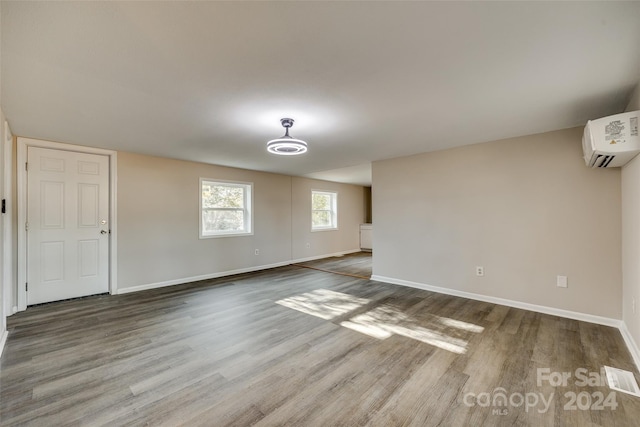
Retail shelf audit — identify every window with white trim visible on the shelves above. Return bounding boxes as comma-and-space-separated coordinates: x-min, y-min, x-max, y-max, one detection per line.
200, 179, 252, 237
311, 190, 337, 230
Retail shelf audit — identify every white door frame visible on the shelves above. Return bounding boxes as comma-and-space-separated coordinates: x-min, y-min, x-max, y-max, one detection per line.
17, 137, 118, 311
3, 122, 14, 315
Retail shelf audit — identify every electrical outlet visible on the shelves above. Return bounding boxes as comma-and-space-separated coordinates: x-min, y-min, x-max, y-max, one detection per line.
255, 249, 259, 256
476, 266, 484, 276
556, 275, 568, 288
305, 243, 310, 249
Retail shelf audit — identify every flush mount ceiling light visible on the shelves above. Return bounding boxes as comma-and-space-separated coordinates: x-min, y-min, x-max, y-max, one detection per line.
267, 118, 308, 155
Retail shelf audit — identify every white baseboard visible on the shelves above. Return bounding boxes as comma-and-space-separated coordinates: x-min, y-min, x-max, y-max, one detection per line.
117, 261, 291, 295
291, 249, 362, 264
371, 275, 621, 328
0, 329, 8, 359
372, 274, 640, 370
619, 322, 640, 371
117, 249, 364, 295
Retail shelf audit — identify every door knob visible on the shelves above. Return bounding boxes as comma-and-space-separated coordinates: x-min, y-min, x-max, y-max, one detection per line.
101, 230, 108, 234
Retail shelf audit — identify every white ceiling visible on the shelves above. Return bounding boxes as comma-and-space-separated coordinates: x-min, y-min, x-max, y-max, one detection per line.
2, 2, 640, 186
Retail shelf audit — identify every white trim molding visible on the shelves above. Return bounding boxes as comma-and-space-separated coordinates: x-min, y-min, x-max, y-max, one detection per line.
16, 137, 118, 311
311, 189, 338, 232
199, 178, 254, 239
371, 275, 621, 327
291, 249, 361, 264
3, 121, 13, 317
371, 274, 640, 370
117, 261, 291, 294
117, 249, 363, 295
0, 330, 8, 358
619, 322, 640, 371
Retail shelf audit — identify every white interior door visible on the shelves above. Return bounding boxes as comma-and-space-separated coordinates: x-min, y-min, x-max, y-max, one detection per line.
27, 147, 109, 305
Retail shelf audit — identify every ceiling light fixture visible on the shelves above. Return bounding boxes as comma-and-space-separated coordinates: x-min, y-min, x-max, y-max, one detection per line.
267, 118, 308, 155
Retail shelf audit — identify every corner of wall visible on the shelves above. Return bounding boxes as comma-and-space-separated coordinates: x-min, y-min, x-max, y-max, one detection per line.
619, 321, 640, 371
626, 83, 640, 112
0, 0, 6, 354
0, 111, 6, 351
0, 329, 7, 358
621, 81, 640, 370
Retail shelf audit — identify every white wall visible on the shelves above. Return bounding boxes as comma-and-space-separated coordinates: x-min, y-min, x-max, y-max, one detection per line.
373, 127, 622, 319
117, 151, 364, 291
622, 83, 640, 358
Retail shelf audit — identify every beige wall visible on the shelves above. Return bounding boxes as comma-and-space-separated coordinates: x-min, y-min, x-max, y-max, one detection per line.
0, 110, 5, 338
622, 84, 640, 349
372, 127, 622, 318
291, 177, 364, 261
0, 0, 5, 344
626, 84, 639, 114
117, 152, 364, 290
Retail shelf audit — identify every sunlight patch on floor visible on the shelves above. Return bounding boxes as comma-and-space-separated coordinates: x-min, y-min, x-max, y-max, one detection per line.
275, 289, 370, 320
340, 305, 472, 354
276, 289, 484, 354
437, 316, 484, 333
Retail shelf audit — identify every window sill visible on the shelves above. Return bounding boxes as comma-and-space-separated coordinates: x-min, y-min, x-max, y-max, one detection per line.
311, 227, 338, 232
200, 232, 254, 239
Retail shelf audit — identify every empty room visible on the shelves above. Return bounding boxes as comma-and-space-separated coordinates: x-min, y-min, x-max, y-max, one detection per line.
1, 1, 640, 426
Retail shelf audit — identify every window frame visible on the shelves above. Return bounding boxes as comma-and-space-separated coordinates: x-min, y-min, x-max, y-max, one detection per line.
199, 178, 253, 238
311, 190, 338, 231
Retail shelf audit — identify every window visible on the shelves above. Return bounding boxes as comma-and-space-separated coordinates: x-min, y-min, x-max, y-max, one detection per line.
200, 179, 252, 238
312, 190, 337, 230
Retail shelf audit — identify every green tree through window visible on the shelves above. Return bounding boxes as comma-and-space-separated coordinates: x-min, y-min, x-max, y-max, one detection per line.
312, 191, 337, 230
201, 180, 252, 237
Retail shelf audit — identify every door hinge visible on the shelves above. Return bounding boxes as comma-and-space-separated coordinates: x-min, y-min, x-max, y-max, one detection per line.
25, 222, 29, 231
26, 283, 28, 291
1, 199, 5, 214
25, 162, 28, 171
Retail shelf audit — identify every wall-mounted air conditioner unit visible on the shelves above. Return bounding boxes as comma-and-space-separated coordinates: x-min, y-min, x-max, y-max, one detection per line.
583, 110, 640, 168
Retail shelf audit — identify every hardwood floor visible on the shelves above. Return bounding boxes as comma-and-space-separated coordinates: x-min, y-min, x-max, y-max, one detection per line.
1, 258, 639, 426
293, 251, 372, 279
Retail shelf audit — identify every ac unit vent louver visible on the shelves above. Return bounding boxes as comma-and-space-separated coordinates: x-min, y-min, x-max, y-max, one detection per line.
590, 154, 616, 168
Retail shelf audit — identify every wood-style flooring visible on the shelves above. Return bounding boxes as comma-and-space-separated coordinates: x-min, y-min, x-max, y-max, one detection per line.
1, 253, 639, 426
293, 251, 372, 279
